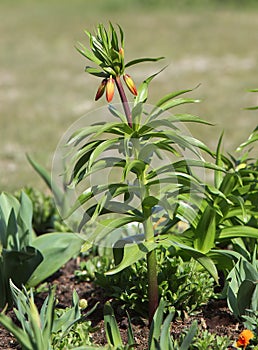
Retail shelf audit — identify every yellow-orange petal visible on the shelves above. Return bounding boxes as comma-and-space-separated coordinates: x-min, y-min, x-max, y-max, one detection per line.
236, 329, 254, 348
119, 47, 124, 58
106, 77, 115, 102
123, 74, 137, 96
95, 79, 107, 101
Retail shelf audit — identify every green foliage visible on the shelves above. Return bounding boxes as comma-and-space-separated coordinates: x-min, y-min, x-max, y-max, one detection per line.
243, 310, 258, 332
226, 259, 258, 320
103, 302, 135, 349
166, 127, 258, 278
15, 187, 69, 235
0, 191, 43, 308
0, 282, 56, 350
23, 187, 57, 234
51, 293, 96, 349
0, 190, 84, 307
68, 22, 223, 323
27, 231, 84, 287
69, 23, 219, 285
77, 23, 163, 79
0, 282, 97, 350
189, 330, 231, 350
27, 155, 72, 220
76, 249, 215, 317
73, 299, 198, 350
157, 253, 215, 315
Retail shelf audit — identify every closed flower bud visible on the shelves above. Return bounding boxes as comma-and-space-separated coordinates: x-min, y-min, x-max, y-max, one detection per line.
106, 76, 115, 102
119, 47, 124, 58
79, 298, 88, 309
123, 74, 137, 96
95, 79, 107, 101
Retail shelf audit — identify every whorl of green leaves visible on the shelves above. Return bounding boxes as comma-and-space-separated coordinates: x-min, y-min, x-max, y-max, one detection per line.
77, 22, 163, 78
67, 78, 220, 281
67, 87, 213, 230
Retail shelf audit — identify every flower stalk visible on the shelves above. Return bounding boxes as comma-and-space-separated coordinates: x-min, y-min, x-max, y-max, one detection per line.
78, 21, 164, 326
115, 76, 133, 128
140, 170, 159, 325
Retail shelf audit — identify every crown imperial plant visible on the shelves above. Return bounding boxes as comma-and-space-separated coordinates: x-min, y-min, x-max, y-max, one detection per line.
71, 22, 218, 325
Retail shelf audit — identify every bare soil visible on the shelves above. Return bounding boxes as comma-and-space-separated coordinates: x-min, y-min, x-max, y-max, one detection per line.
0, 259, 242, 349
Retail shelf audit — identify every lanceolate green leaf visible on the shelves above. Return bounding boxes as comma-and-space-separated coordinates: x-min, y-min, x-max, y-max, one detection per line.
214, 132, 224, 189
148, 298, 167, 350
237, 280, 256, 317
68, 124, 106, 145
154, 86, 200, 109
134, 67, 167, 105
108, 104, 128, 124
88, 137, 122, 168
159, 312, 174, 350
106, 241, 157, 275
218, 226, 258, 240
104, 302, 123, 347
68, 183, 130, 216
70, 140, 103, 181
237, 126, 258, 151
219, 173, 239, 197
28, 233, 84, 287
160, 237, 218, 282
194, 205, 216, 253
0, 314, 33, 350
180, 321, 198, 350
80, 216, 143, 244
145, 115, 212, 131
141, 130, 213, 157
26, 155, 63, 207
208, 249, 246, 270
85, 66, 107, 77
76, 43, 102, 65
68, 121, 130, 147
149, 98, 200, 120
71, 155, 125, 186
125, 56, 164, 68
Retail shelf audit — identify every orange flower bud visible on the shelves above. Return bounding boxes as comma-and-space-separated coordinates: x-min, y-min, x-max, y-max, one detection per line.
123, 74, 137, 96
106, 76, 115, 102
119, 47, 124, 58
236, 329, 254, 349
95, 79, 107, 101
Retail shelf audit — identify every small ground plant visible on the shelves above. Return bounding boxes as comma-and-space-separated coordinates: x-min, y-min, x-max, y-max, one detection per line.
75, 248, 215, 317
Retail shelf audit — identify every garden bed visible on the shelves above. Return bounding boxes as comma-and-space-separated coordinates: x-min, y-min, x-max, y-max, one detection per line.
0, 258, 243, 349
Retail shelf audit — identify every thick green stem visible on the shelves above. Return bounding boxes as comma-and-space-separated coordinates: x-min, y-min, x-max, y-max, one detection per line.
115, 77, 158, 325
142, 189, 159, 326
115, 76, 132, 128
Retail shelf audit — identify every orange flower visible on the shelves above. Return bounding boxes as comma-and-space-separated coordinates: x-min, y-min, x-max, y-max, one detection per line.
236, 329, 254, 349
123, 74, 138, 96
95, 79, 107, 101
106, 76, 115, 102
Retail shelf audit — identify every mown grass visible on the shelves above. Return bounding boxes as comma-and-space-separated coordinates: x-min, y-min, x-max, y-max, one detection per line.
0, 0, 258, 191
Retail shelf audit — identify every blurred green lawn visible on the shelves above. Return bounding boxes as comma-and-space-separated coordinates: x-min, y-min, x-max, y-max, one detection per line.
1, 0, 258, 191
